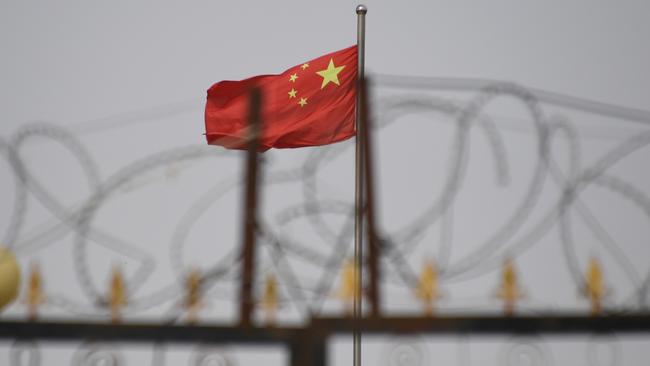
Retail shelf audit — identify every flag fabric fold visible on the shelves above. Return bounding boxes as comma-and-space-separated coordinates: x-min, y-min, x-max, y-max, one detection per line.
205, 45, 357, 151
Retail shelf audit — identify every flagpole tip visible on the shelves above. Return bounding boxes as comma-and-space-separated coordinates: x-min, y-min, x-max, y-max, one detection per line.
356, 4, 367, 14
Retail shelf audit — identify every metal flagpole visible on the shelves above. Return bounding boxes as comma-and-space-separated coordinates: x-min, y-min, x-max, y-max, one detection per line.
354, 4, 367, 366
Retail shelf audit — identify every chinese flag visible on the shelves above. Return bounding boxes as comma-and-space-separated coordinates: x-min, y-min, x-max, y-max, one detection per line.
205, 46, 357, 150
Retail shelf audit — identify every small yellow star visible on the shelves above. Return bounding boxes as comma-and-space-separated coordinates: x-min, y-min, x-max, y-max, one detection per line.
316, 59, 345, 89
289, 73, 298, 82
301, 63, 309, 70
288, 88, 297, 98
298, 97, 308, 107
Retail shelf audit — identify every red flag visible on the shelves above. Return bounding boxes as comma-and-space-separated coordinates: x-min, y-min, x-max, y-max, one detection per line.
205, 46, 357, 150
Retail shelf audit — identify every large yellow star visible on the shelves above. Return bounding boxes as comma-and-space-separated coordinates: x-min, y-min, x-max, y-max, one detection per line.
316, 59, 345, 89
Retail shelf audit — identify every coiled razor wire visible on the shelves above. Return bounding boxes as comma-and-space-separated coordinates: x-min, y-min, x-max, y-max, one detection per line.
3, 77, 650, 319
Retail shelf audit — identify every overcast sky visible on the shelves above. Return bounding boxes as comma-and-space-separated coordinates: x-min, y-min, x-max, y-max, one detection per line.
2, 1, 650, 365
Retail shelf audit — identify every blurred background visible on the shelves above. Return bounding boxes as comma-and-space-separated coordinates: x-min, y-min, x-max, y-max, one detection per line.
2, 1, 650, 365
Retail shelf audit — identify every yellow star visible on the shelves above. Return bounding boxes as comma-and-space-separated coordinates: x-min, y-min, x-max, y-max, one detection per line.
301, 63, 309, 70
298, 97, 308, 107
288, 88, 297, 98
289, 73, 298, 82
316, 59, 345, 89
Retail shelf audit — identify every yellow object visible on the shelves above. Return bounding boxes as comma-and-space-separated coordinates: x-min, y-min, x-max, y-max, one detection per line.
415, 259, 442, 316
108, 266, 127, 323
261, 273, 279, 325
583, 257, 607, 315
336, 258, 360, 315
0, 247, 21, 311
184, 268, 202, 324
316, 59, 346, 89
25, 263, 45, 320
495, 257, 524, 315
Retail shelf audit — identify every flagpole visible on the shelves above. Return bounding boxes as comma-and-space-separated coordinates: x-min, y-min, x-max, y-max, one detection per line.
354, 4, 367, 366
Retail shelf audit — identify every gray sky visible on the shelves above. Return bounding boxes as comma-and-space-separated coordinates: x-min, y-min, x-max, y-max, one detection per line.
2, 1, 650, 365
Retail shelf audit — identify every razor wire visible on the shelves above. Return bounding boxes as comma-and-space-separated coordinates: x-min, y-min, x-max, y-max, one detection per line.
2, 77, 650, 319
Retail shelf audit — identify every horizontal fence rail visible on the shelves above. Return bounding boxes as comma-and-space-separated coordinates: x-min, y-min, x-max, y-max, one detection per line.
3, 314, 650, 343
